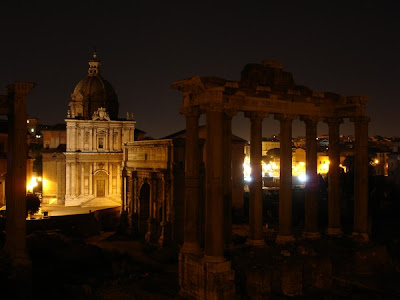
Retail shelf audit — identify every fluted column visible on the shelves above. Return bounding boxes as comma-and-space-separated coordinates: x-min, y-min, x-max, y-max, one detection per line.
275, 114, 295, 243
205, 106, 225, 261
353, 116, 370, 241
223, 110, 236, 249
325, 118, 343, 236
181, 107, 201, 253
245, 111, 266, 246
302, 116, 320, 238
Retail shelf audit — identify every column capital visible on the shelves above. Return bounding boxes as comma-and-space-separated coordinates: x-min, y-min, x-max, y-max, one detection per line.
244, 111, 268, 120
274, 113, 296, 121
224, 109, 238, 119
180, 106, 201, 117
300, 115, 319, 125
350, 115, 370, 124
323, 117, 343, 125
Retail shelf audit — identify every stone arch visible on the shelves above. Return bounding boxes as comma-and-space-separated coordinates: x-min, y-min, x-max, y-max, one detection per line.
139, 181, 150, 235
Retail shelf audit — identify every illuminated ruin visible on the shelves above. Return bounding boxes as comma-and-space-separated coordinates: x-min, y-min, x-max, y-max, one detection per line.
172, 60, 370, 298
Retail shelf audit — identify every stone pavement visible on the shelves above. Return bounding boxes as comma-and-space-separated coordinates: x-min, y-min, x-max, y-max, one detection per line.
40, 197, 120, 217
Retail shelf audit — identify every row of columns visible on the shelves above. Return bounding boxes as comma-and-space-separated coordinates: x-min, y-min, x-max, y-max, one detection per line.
182, 105, 370, 260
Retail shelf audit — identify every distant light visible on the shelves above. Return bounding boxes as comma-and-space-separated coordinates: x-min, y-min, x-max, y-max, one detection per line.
31, 128, 34, 133
244, 176, 252, 182
298, 174, 307, 182
27, 120, 29, 124
374, 159, 379, 164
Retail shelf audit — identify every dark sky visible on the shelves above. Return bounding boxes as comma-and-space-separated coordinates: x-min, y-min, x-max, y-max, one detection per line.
1, 1, 399, 140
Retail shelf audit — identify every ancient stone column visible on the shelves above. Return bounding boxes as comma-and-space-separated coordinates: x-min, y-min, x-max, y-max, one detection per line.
352, 116, 370, 241
158, 174, 167, 247
121, 167, 128, 211
181, 107, 201, 253
205, 106, 225, 261
223, 110, 235, 249
275, 114, 295, 243
245, 111, 266, 246
303, 116, 320, 238
130, 173, 139, 236
5, 82, 35, 264
325, 118, 343, 236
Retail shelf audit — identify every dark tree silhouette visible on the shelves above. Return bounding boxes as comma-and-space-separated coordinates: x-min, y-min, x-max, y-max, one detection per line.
26, 193, 41, 216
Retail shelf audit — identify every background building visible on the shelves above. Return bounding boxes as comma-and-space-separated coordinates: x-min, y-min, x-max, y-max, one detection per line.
42, 52, 135, 206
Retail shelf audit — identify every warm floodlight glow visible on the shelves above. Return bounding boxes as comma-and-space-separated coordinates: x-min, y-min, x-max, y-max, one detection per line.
27, 176, 39, 192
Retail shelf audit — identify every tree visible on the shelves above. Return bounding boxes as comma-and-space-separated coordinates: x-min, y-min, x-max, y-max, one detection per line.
26, 193, 41, 216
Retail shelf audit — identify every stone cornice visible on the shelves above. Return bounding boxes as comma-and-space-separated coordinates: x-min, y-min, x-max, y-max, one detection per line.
173, 63, 369, 120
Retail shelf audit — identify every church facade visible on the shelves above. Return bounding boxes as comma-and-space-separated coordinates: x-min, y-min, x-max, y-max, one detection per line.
42, 52, 135, 206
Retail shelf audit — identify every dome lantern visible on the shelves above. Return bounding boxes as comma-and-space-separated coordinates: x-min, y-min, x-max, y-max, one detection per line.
88, 50, 101, 76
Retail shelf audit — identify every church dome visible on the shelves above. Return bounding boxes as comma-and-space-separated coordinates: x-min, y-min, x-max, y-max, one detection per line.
68, 51, 119, 120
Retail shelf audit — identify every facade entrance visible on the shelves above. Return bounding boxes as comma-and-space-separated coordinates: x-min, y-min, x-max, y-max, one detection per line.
97, 180, 105, 197
94, 170, 108, 198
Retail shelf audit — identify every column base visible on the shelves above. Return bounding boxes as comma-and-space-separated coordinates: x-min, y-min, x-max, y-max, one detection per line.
246, 238, 265, 246
326, 227, 343, 236
204, 255, 225, 263
302, 231, 321, 240
181, 242, 201, 254
276, 234, 295, 244
352, 232, 369, 243
179, 251, 235, 300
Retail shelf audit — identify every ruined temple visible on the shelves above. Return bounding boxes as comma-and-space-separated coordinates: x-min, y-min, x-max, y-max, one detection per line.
173, 60, 369, 299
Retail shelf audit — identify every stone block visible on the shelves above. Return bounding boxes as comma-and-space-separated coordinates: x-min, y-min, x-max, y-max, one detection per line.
246, 267, 272, 298
179, 252, 235, 300
304, 257, 332, 290
281, 261, 303, 296
354, 245, 390, 275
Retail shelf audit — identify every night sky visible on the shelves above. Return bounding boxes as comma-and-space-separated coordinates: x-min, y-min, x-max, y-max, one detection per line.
1, 1, 399, 140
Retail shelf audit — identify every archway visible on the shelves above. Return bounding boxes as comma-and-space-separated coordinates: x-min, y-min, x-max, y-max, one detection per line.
94, 170, 108, 198
139, 182, 150, 234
